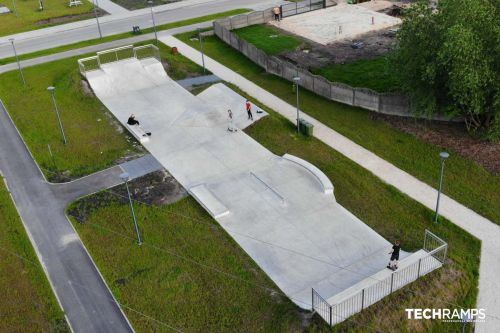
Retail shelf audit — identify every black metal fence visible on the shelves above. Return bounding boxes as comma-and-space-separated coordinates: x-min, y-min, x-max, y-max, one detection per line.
280, 0, 327, 18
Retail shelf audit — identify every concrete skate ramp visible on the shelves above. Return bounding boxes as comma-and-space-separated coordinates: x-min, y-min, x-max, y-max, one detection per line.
86, 57, 409, 308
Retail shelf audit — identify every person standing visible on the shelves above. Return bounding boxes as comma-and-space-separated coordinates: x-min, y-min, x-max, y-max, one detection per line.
273, 6, 281, 21
246, 100, 253, 121
387, 240, 401, 270
227, 109, 236, 132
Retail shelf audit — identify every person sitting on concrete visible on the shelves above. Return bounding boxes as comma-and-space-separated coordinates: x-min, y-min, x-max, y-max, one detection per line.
227, 109, 237, 132
387, 240, 401, 270
127, 114, 140, 126
273, 6, 281, 21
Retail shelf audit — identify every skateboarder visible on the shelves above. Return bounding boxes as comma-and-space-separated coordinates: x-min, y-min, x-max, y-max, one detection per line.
387, 240, 401, 270
246, 100, 253, 121
227, 109, 237, 132
127, 114, 140, 126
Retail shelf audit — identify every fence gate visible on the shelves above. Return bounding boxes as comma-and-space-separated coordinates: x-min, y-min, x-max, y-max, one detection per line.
280, 0, 329, 18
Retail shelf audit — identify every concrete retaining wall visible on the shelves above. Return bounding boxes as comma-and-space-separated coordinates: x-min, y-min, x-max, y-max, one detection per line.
212, 9, 460, 121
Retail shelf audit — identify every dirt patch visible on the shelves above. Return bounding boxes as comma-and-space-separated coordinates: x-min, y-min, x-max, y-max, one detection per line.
280, 26, 398, 69
376, 114, 500, 174
68, 170, 188, 223
36, 8, 107, 26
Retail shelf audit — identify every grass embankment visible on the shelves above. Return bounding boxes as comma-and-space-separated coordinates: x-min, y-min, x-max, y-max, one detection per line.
0, 179, 69, 332
0, 40, 204, 181
67, 87, 480, 332
175, 31, 500, 225
0, 9, 251, 65
0, 0, 94, 36
234, 24, 303, 55
312, 57, 400, 93
111, 0, 174, 11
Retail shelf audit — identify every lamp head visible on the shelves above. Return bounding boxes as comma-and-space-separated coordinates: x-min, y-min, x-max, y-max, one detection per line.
293, 76, 300, 82
9, 38, 14, 43
120, 172, 130, 182
47, 86, 55, 92
439, 152, 449, 160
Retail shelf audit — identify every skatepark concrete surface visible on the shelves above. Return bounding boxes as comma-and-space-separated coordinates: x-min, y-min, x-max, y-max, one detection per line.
84, 55, 413, 309
270, 3, 401, 45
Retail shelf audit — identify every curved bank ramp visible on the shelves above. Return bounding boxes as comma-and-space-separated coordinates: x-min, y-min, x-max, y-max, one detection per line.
79, 46, 445, 325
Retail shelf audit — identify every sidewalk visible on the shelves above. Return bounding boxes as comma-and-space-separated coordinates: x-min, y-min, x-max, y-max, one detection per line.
161, 35, 500, 332
95, 0, 129, 15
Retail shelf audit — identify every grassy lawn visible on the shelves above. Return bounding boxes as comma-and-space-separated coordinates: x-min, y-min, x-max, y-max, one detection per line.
0, 40, 204, 181
67, 85, 480, 332
0, 0, 95, 36
111, 0, 177, 11
0, 179, 69, 332
234, 24, 304, 55
0, 9, 251, 65
175, 31, 500, 225
311, 57, 401, 93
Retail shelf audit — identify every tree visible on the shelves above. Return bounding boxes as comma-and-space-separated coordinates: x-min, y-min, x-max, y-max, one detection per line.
392, 0, 499, 139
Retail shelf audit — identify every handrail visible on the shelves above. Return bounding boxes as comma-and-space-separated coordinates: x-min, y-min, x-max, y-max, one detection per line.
96, 45, 134, 56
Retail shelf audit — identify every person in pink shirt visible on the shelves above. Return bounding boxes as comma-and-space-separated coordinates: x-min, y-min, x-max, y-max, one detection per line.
246, 100, 253, 121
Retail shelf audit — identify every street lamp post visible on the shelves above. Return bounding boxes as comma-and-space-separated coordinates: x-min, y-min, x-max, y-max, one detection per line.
93, 0, 102, 38
10, 0, 18, 17
293, 76, 300, 133
148, 1, 158, 44
198, 28, 206, 74
47, 86, 68, 145
9, 38, 25, 85
120, 173, 142, 245
434, 151, 449, 223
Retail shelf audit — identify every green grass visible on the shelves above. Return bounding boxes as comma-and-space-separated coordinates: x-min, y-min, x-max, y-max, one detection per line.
0, 40, 205, 181
0, 0, 94, 36
312, 57, 401, 93
234, 24, 304, 55
175, 31, 500, 225
111, 0, 176, 11
67, 87, 480, 332
0, 179, 69, 332
0, 9, 251, 65
68, 193, 318, 332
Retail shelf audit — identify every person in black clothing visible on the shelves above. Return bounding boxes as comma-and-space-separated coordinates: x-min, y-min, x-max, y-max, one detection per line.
127, 114, 140, 126
387, 240, 401, 270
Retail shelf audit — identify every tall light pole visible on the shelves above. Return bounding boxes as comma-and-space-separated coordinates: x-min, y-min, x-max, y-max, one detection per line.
93, 0, 102, 38
198, 28, 206, 74
10, 0, 18, 17
434, 151, 449, 223
47, 86, 68, 145
9, 38, 25, 85
120, 173, 142, 245
293, 76, 300, 133
148, 1, 158, 44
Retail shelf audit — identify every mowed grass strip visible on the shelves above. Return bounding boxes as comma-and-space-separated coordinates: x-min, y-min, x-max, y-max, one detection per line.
0, 9, 252, 65
175, 31, 500, 225
0, 179, 69, 332
68, 193, 318, 332
0, 40, 204, 181
312, 57, 401, 93
234, 24, 304, 55
0, 0, 94, 36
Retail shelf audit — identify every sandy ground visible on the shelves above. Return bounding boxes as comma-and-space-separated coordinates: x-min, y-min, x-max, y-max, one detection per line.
270, 3, 401, 45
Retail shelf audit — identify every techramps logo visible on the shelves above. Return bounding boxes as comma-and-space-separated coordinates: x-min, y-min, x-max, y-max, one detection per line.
405, 308, 486, 323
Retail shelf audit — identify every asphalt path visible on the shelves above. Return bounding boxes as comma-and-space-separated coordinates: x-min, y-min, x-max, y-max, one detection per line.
0, 102, 134, 332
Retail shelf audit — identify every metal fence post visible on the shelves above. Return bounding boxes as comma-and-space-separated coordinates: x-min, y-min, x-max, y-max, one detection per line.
361, 289, 365, 310
329, 305, 332, 326
417, 258, 422, 277
390, 273, 394, 293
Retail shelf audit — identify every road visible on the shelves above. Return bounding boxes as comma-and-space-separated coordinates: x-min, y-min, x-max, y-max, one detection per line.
0, 102, 134, 332
0, 0, 281, 58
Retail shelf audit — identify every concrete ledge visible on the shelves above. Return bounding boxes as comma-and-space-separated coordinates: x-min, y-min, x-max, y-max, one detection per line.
126, 124, 150, 143
282, 154, 334, 195
189, 184, 229, 219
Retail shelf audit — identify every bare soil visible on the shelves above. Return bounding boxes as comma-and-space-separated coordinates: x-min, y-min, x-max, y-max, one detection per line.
376, 114, 500, 174
35, 8, 107, 26
280, 26, 398, 69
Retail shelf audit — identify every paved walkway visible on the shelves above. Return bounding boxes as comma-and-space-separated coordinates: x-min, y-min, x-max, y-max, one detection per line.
93, 0, 129, 15
0, 102, 134, 332
162, 35, 500, 332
